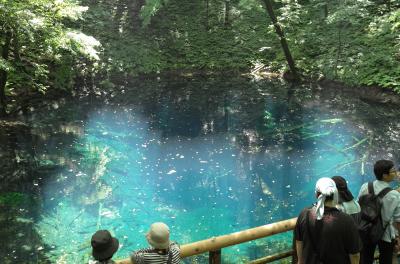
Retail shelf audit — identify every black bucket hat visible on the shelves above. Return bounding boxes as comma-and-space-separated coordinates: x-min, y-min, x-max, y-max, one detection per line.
331, 176, 354, 202
91, 230, 119, 261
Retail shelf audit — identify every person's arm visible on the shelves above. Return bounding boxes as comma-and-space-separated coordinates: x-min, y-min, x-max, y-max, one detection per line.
394, 222, 400, 252
357, 183, 366, 201
394, 222, 400, 233
295, 240, 304, 264
349, 253, 360, 264
130, 249, 147, 264
116, 260, 134, 264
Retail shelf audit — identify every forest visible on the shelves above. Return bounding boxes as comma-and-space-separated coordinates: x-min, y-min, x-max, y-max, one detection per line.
1, 0, 399, 116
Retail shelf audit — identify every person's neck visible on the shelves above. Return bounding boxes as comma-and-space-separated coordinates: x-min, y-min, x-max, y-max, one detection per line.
324, 200, 335, 207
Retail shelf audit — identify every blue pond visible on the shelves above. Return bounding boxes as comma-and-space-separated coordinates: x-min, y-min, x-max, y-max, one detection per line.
7, 76, 400, 263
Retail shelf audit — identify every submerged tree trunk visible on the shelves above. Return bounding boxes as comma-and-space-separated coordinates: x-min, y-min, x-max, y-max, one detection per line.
261, 0, 299, 81
0, 30, 12, 116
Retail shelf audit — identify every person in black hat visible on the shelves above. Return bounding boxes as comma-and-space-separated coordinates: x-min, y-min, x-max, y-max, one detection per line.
90, 230, 119, 264
332, 176, 361, 224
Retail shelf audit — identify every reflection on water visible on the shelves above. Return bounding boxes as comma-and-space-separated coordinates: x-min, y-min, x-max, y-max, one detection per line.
1, 76, 400, 263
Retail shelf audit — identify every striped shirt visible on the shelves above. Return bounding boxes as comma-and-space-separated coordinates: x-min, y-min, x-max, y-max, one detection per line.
131, 242, 180, 264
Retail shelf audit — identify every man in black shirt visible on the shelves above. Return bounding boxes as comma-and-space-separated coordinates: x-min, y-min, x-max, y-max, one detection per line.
295, 177, 361, 264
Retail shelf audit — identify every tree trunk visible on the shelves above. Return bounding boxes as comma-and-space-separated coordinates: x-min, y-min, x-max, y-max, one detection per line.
128, 0, 146, 32
334, 24, 342, 77
0, 29, 12, 116
224, 0, 230, 28
114, 0, 126, 33
205, 0, 209, 30
262, 0, 299, 80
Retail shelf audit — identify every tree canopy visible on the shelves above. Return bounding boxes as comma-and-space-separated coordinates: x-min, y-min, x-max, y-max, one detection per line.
0, 0, 100, 114
1, 0, 399, 114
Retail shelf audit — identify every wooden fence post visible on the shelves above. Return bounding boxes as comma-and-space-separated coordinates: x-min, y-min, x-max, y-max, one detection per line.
209, 249, 221, 264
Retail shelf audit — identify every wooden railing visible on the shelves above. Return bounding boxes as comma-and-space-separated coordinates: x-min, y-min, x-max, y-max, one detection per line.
116, 217, 297, 264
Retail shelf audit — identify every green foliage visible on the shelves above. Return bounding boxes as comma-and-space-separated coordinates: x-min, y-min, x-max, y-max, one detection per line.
78, 0, 399, 92
0, 192, 25, 207
140, 0, 169, 27
3, 0, 400, 100
0, 58, 12, 72
275, 0, 400, 90
0, 0, 99, 105
80, 0, 280, 76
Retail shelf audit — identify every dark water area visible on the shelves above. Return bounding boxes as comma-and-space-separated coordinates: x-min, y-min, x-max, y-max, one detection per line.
1, 75, 400, 263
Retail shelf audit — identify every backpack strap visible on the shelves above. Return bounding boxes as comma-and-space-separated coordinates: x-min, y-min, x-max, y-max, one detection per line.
378, 187, 393, 234
377, 187, 392, 199
367, 182, 391, 199
368, 182, 374, 195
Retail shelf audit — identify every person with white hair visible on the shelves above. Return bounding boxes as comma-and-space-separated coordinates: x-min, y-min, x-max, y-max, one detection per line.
130, 222, 180, 264
294, 177, 361, 264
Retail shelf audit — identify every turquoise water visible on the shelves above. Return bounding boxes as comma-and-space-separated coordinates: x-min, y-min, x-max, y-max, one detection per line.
3, 77, 400, 263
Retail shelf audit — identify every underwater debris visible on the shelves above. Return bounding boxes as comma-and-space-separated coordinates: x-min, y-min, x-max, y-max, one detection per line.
100, 207, 120, 219
16, 217, 34, 224
91, 147, 110, 183
302, 130, 333, 140
260, 179, 272, 195
341, 137, 369, 152
35, 201, 94, 263
79, 183, 112, 205
319, 118, 343, 124
314, 139, 349, 157
167, 169, 177, 175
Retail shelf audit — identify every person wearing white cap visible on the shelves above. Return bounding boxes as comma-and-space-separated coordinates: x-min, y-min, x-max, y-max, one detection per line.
294, 177, 361, 264
130, 222, 180, 264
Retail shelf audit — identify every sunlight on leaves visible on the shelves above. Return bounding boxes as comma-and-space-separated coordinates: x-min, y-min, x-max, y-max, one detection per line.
66, 31, 101, 60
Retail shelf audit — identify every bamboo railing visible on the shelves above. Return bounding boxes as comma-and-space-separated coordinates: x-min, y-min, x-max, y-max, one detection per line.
116, 217, 297, 264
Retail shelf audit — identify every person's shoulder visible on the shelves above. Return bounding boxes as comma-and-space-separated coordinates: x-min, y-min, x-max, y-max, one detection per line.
296, 206, 313, 223
388, 188, 400, 195
131, 247, 153, 258
360, 181, 369, 190
385, 189, 400, 200
336, 210, 358, 223
170, 242, 180, 249
358, 181, 373, 197
298, 206, 312, 215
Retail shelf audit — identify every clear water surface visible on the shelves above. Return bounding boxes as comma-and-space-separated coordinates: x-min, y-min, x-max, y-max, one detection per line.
2, 76, 400, 263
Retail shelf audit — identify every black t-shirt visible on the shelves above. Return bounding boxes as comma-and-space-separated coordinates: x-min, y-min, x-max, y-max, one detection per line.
295, 206, 361, 264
